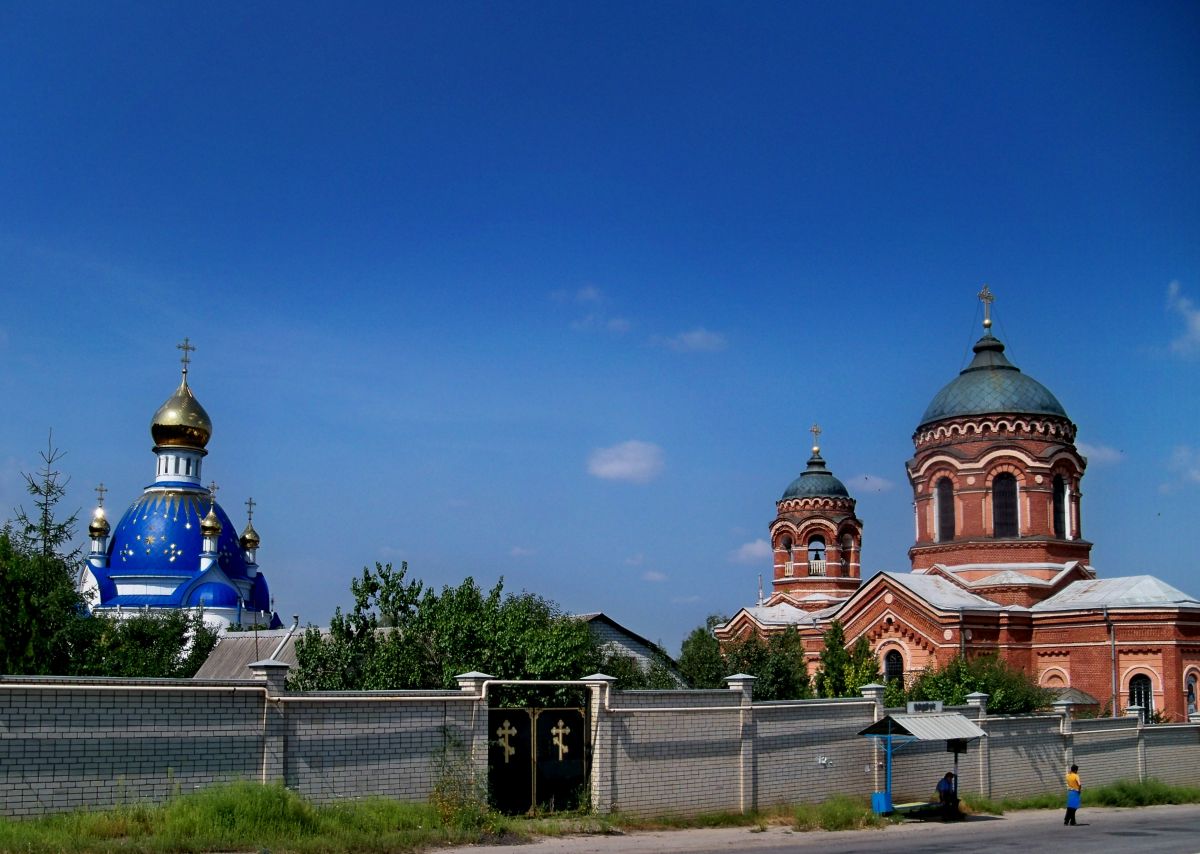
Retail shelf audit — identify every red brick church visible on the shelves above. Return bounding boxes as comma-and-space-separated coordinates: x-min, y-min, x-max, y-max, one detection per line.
717, 289, 1200, 721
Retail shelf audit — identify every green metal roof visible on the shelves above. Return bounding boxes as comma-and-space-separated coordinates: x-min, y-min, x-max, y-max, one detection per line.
781, 451, 850, 500
919, 333, 1067, 427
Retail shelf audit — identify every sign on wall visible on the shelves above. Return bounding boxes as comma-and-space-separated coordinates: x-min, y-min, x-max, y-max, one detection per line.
906, 700, 944, 713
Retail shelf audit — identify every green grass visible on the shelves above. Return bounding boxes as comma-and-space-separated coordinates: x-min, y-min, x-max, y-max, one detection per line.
5, 780, 1195, 853
962, 778, 1200, 816
792, 795, 888, 831
0, 781, 523, 853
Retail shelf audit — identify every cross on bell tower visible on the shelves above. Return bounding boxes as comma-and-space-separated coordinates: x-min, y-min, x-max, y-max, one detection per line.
978, 284, 995, 329
810, 423, 822, 455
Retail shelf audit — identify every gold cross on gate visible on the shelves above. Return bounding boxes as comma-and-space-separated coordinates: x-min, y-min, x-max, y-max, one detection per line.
551, 719, 571, 761
978, 284, 995, 328
95, 483, 107, 507
496, 720, 517, 763
177, 337, 196, 373
810, 423, 822, 454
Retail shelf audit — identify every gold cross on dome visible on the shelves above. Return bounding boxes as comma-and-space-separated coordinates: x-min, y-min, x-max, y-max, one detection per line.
245, 496, 256, 521
177, 337, 196, 374
207, 481, 219, 511
94, 483, 107, 507
810, 423, 822, 454
978, 284, 995, 329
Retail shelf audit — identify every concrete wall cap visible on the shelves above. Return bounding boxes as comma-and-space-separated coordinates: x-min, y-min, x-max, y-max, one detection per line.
582, 673, 617, 682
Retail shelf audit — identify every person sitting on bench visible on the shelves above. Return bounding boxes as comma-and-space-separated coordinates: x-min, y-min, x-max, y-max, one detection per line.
936, 772, 959, 820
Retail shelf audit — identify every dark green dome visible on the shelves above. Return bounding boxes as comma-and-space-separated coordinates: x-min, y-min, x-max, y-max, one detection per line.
781, 452, 850, 500
919, 332, 1067, 428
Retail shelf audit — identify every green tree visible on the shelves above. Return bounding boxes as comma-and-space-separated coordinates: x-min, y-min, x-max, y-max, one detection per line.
845, 635, 880, 693
813, 620, 852, 697
12, 437, 81, 565
722, 627, 811, 701
0, 530, 89, 675
72, 611, 219, 678
677, 614, 727, 689
291, 563, 603, 696
905, 653, 1052, 714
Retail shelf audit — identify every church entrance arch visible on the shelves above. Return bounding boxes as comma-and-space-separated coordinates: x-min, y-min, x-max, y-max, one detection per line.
1128, 674, 1154, 722
488, 706, 588, 814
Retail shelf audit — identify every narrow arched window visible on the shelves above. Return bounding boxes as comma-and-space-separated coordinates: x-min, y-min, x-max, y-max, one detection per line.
1053, 474, 1067, 539
993, 473, 1018, 537
781, 536, 794, 577
808, 536, 826, 575
936, 477, 955, 542
840, 532, 853, 572
1129, 674, 1153, 722
1186, 674, 1197, 717
884, 650, 904, 683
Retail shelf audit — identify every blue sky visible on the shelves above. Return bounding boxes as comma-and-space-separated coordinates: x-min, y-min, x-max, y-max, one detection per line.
2, 2, 1197, 655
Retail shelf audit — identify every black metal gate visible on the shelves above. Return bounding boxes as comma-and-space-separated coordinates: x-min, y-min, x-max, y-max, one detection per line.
488, 707, 587, 814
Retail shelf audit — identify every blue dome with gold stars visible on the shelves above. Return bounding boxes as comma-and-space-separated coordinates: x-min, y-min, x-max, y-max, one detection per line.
105, 489, 250, 582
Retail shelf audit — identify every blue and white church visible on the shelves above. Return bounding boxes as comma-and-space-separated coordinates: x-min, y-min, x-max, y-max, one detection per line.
79, 341, 282, 629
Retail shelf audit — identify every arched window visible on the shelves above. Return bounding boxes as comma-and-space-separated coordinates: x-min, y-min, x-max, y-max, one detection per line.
884, 650, 904, 683
1129, 674, 1153, 722
993, 473, 1018, 537
781, 536, 794, 577
840, 532, 853, 572
808, 536, 826, 576
1187, 674, 1198, 718
1053, 474, 1067, 539
936, 477, 955, 542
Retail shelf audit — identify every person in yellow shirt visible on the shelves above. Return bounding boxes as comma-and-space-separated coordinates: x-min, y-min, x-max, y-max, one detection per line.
1064, 764, 1082, 825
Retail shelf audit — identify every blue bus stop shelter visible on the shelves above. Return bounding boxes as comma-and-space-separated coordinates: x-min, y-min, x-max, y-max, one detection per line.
858, 712, 987, 815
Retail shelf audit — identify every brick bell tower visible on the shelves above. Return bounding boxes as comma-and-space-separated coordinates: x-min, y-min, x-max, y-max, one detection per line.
907, 288, 1092, 604
769, 424, 864, 609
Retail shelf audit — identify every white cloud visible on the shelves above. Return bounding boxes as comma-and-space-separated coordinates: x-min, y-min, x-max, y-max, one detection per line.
1076, 442, 1123, 464
641, 570, 668, 583
575, 285, 603, 303
1169, 445, 1200, 484
1168, 281, 1200, 356
509, 546, 536, 557
623, 553, 645, 566
587, 440, 665, 483
654, 327, 727, 353
848, 473, 895, 493
730, 538, 772, 564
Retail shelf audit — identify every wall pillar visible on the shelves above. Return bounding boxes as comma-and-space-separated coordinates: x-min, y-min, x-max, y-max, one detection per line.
726, 674, 757, 814
454, 671, 494, 778
583, 674, 617, 814
966, 692, 990, 799
1053, 700, 1074, 770
247, 660, 290, 785
860, 684, 885, 793
1123, 706, 1148, 782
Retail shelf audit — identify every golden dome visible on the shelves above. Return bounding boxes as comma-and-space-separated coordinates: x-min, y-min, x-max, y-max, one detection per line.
200, 505, 223, 537
151, 377, 213, 449
239, 519, 261, 550
88, 507, 110, 539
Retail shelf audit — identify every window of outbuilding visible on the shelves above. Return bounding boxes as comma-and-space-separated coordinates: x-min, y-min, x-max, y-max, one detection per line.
993, 473, 1018, 537
936, 477, 955, 541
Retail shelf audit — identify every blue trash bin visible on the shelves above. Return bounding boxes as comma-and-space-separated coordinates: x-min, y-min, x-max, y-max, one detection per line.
871, 791, 893, 814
